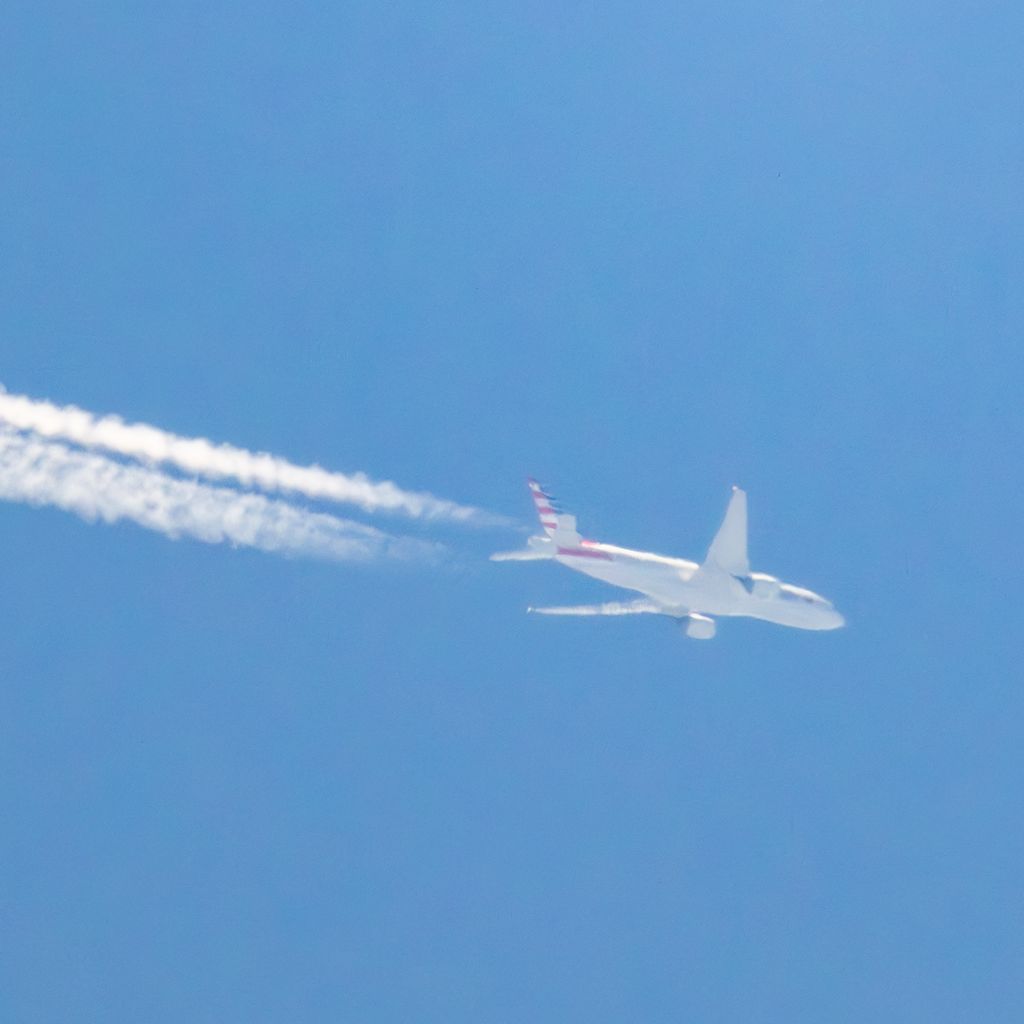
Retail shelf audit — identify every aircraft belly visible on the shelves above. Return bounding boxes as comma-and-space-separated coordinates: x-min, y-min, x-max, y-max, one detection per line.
556, 554, 689, 606
558, 554, 761, 617
555, 556, 628, 587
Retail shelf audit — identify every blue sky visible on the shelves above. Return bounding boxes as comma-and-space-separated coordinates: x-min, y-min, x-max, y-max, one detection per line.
2, 3, 1021, 1021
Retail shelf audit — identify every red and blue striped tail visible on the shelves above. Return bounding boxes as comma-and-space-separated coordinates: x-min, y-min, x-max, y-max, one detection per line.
526, 478, 563, 536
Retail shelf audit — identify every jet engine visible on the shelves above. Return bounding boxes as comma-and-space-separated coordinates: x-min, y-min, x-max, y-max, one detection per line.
684, 613, 716, 640
748, 572, 780, 598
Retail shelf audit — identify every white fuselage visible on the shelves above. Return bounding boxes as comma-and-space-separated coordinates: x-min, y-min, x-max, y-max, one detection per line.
552, 540, 844, 630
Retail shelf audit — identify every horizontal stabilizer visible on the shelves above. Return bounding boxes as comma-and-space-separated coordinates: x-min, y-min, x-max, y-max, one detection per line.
528, 600, 664, 616
490, 548, 553, 562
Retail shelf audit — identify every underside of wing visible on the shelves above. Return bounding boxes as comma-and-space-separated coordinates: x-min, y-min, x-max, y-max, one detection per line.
528, 601, 717, 638
528, 599, 669, 617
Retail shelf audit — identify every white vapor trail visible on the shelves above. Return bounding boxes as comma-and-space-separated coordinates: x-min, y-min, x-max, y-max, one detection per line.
0, 387, 489, 524
0, 430, 438, 563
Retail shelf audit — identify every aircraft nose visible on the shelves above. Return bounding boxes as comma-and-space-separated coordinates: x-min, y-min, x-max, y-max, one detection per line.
828, 609, 846, 629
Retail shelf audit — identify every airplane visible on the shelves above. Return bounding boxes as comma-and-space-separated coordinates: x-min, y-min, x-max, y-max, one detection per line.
491, 479, 844, 639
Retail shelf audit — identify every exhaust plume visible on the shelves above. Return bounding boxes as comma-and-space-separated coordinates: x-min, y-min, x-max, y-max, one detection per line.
0, 429, 438, 563
0, 387, 490, 524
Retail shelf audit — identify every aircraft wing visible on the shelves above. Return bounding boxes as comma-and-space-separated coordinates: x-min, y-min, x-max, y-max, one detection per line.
528, 599, 668, 616
703, 486, 750, 576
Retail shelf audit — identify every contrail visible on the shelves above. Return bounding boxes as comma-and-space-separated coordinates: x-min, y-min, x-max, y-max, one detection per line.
0, 387, 492, 524
0, 429, 439, 563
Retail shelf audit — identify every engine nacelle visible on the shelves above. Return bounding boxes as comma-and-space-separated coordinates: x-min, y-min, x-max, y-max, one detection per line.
749, 572, 780, 599
684, 613, 716, 640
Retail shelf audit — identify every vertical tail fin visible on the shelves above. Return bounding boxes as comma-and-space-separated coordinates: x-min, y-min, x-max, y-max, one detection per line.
527, 478, 561, 537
